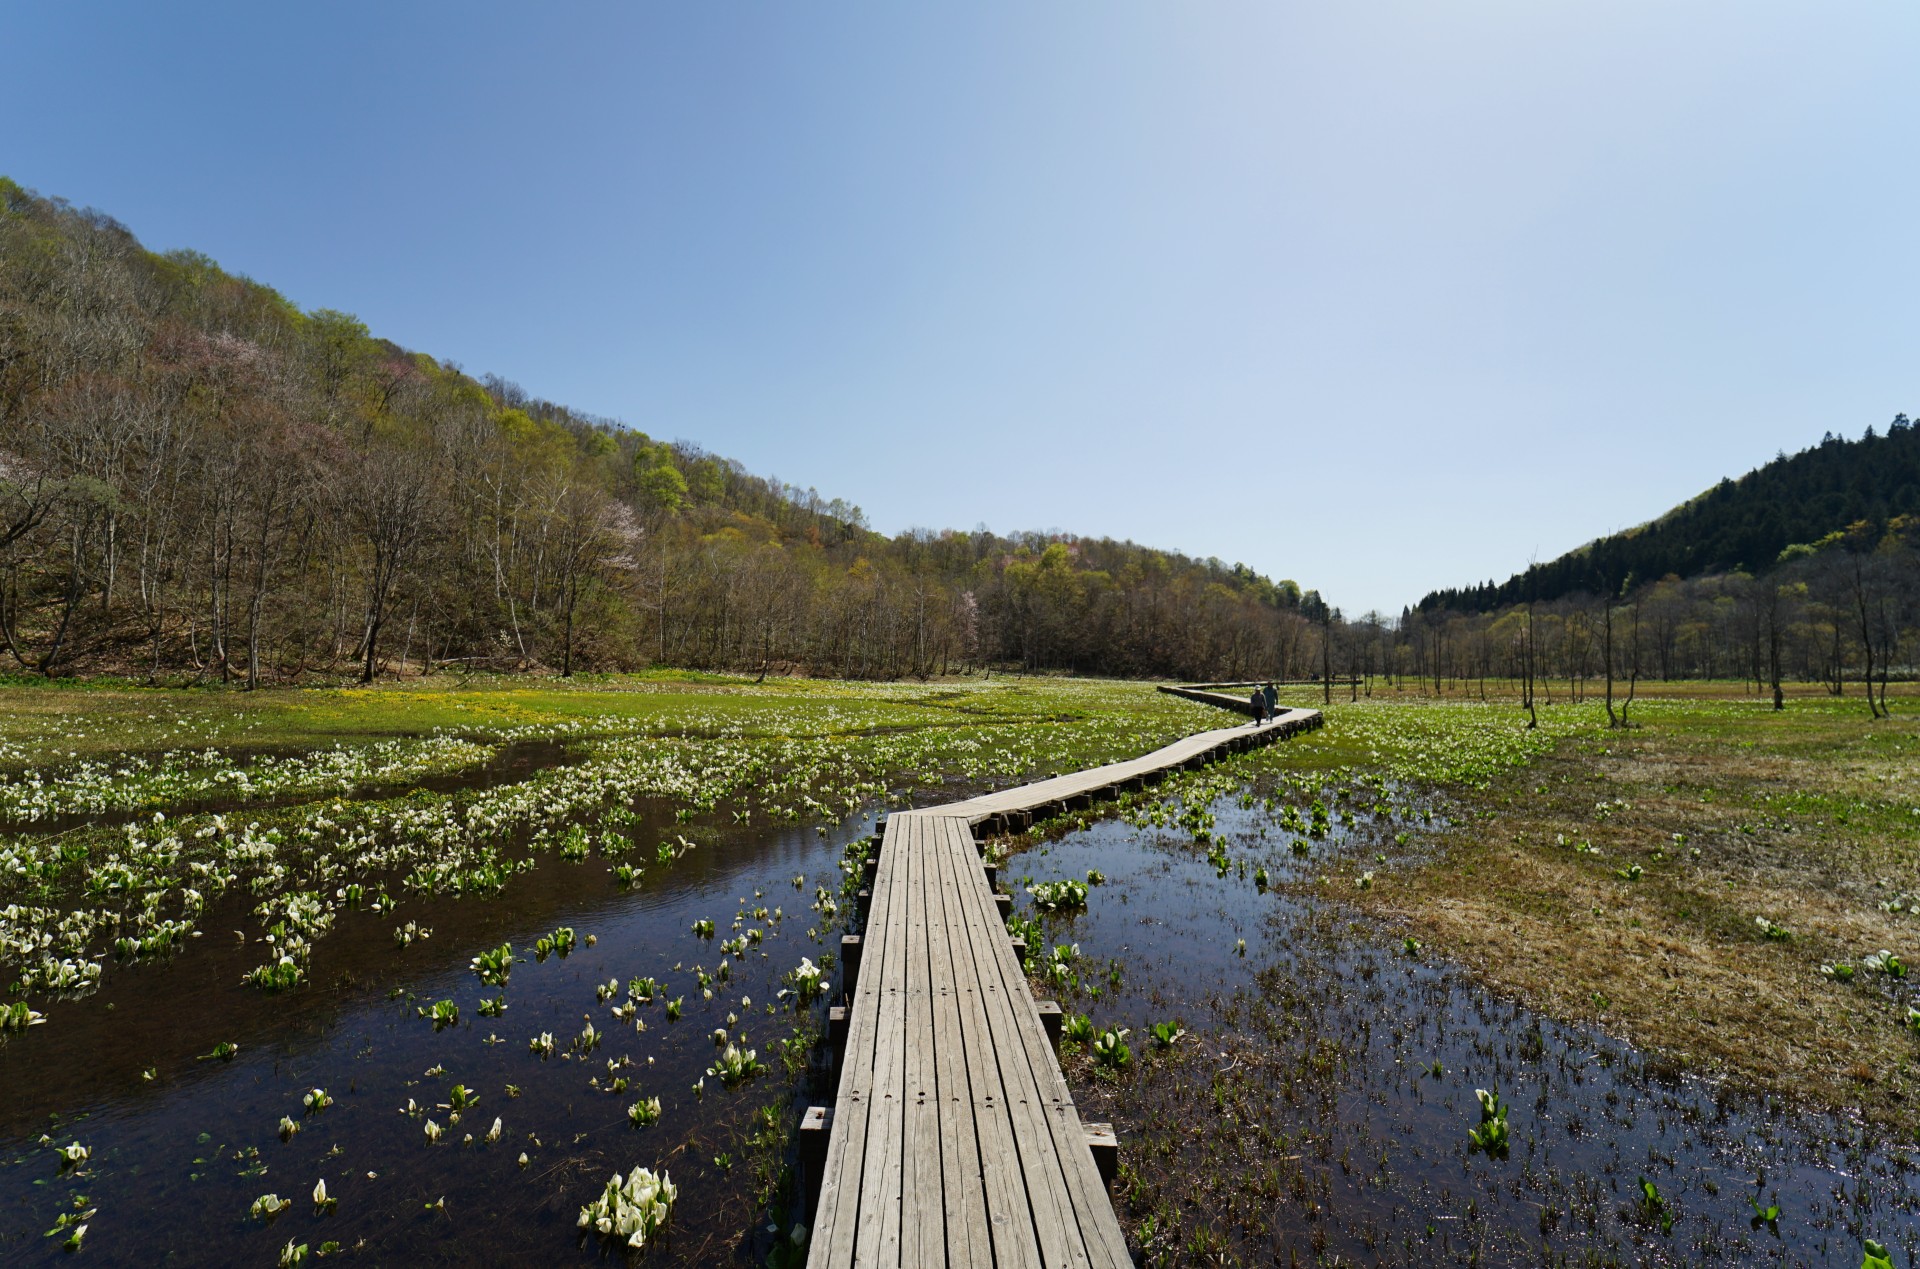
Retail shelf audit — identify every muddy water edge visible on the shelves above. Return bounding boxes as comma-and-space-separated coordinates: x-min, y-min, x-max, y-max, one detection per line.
1006, 792, 1920, 1267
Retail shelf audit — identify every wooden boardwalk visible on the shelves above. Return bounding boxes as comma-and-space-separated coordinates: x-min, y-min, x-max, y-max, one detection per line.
807, 705, 1323, 1267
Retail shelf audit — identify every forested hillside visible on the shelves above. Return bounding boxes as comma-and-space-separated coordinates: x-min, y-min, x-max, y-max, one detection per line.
1378, 425, 1919, 713
1421, 424, 1920, 613
0, 180, 1326, 683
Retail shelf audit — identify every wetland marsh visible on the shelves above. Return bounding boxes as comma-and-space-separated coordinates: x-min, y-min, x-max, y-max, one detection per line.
2, 675, 1917, 1266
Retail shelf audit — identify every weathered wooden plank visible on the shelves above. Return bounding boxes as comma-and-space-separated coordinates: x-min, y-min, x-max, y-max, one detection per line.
858, 815, 915, 1266
937, 816, 1089, 1269
810, 707, 1324, 1269
926, 813, 993, 1269
935, 712, 1319, 829
931, 814, 1043, 1269
815, 815, 909, 1265
952, 810, 1128, 1267
943, 816, 1131, 1267
901, 817, 943, 1266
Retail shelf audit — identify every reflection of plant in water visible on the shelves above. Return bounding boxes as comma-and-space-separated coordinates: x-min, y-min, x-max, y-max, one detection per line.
418, 999, 459, 1029
2, 1000, 46, 1030
707, 1042, 768, 1087
1027, 879, 1088, 911
579, 1167, 677, 1250
1467, 1088, 1509, 1156
1091, 1027, 1132, 1070
782, 957, 825, 1004
1635, 1175, 1675, 1235
534, 926, 577, 959
250, 1192, 291, 1221
247, 953, 305, 991
469, 943, 514, 985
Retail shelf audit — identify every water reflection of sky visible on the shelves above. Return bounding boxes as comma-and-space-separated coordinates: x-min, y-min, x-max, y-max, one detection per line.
1014, 795, 1920, 1268
1, 805, 870, 1267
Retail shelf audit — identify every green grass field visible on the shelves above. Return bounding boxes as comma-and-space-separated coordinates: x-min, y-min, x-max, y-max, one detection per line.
5, 671, 1917, 1131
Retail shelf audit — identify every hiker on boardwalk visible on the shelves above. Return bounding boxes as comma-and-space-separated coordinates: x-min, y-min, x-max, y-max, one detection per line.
1263, 682, 1278, 718
1249, 686, 1266, 725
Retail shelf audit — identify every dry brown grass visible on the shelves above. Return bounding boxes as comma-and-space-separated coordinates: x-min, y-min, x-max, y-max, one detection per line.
1364, 692, 1920, 1132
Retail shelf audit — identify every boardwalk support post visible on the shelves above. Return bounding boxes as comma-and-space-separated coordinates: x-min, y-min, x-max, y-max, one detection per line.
1036, 1000, 1063, 1046
800, 1105, 832, 1215
840, 934, 861, 996
1085, 1123, 1118, 1186
828, 1005, 848, 1066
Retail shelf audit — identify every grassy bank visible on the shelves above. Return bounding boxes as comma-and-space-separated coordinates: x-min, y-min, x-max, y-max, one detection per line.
1339, 682, 1920, 1136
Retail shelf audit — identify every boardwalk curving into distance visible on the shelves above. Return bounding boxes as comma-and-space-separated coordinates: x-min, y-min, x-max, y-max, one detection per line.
806, 703, 1323, 1268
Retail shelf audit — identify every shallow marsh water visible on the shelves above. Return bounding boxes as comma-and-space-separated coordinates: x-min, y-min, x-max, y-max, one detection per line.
7, 715, 1918, 1268
1013, 796, 1920, 1267
0, 799, 862, 1266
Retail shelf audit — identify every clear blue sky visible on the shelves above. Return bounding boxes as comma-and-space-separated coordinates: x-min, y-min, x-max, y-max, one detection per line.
6, 2, 1915, 615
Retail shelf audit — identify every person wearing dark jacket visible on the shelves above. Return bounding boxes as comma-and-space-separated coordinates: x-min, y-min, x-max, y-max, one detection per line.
1249, 687, 1265, 725
1263, 682, 1278, 717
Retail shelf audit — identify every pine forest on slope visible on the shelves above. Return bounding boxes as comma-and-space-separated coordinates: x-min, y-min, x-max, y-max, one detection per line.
1420, 423, 1920, 614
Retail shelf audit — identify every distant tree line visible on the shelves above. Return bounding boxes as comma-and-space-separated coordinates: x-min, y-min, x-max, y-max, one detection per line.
1343, 515, 1918, 719
0, 181, 1328, 684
